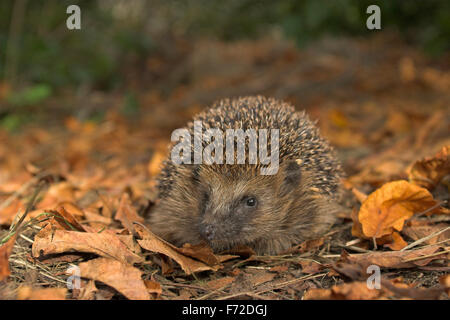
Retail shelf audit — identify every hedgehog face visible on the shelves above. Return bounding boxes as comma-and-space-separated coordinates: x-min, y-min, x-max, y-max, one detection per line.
195, 161, 302, 251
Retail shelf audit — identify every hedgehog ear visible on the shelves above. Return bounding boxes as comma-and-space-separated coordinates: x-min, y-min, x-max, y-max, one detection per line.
280, 160, 302, 196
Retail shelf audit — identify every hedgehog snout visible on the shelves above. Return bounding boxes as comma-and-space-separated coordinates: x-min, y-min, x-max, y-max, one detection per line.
199, 223, 216, 241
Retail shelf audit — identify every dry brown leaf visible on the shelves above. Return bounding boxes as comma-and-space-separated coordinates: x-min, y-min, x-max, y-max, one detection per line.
357, 180, 440, 240
380, 278, 444, 299
304, 278, 444, 300
83, 208, 113, 228
52, 205, 87, 232
17, 286, 67, 300
287, 237, 325, 254
37, 182, 76, 209
32, 228, 144, 265
178, 243, 237, 265
269, 264, 289, 273
304, 281, 383, 300
351, 207, 365, 239
402, 223, 450, 245
148, 151, 166, 177
383, 231, 408, 250
77, 280, 98, 300
56, 201, 85, 218
440, 274, 450, 295
345, 245, 448, 269
144, 279, 162, 299
135, 224, 220, 274
249, 271, 276, 287
115, 193, 145, 233
408, 145, 450, 190
78, 257, 150, 300
0, 198, 23, 226
0, 234, 17, 281
221, 245, 255, 258
298, 260, 323, 274
206, 277, 235, 290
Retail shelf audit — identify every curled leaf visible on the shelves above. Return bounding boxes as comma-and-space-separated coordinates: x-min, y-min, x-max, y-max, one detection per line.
358, 180, 440, 239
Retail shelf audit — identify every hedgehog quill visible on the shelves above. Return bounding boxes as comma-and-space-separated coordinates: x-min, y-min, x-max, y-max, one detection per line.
148, 96, 343, 255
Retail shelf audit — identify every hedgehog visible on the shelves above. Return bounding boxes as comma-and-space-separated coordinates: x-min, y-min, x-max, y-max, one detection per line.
148, 96, 343, 255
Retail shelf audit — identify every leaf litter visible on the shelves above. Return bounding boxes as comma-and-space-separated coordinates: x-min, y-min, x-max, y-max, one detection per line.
0, 34, 449, 300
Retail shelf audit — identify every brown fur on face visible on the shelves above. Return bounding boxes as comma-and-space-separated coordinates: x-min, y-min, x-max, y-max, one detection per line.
148, 161, 339, 255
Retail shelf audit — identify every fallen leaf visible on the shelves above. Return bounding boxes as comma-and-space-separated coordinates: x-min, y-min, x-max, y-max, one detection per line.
32, 228, 144, 265
17, 286, 67, 300
37, 182, 76, 209
383, 231, 408, 250
221, 245, 255, 258
78, 257, 150, 300
0, 234, 17, 281
115, 193, 144, 233
408, 145, 450, 190
78, 280, 98, 300
287, 237, 325, 254
249, 271, 276, 287
351, 207, 365, 239
206, 277, 235, 290
380, 278, 444, 299
298, 260, 323, 274
304, 278, 444, 300
83, 208, 113, 228
179, 243, 237, 265
144, 279, 162, 299
148, 151, 166, 177
304, 281, 382, 300
269, 264, 289, 273
52, 205, 87, 232
440, 274, 450, 295
357, 180, 440, 239
402, 223, 450, 245
0, 198, 24, 226
344, 245, 448, 268
135, 224, 221, 274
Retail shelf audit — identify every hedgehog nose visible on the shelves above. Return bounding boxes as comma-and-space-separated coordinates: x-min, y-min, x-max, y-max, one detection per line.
199, 224, 216, 241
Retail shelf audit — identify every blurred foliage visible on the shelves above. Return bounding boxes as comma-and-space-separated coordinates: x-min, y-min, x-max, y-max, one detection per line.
0, 0, 153, 91
6, 84, 52, 106
179, 0, 450, 54
0, 0, 448, 97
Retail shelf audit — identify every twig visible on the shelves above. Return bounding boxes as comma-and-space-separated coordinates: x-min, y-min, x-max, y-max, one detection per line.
195, 284, 229, 300
12, 180, 46, 234
402, 248, 450, 263
401, 226, 450, 251
18, 234, 34, 244
9, 259, 67, 284
337, 244, 371, 253
414, 201, 446, 218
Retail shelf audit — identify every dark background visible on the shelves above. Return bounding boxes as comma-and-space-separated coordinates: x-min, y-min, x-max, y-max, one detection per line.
0, 0, 449, 130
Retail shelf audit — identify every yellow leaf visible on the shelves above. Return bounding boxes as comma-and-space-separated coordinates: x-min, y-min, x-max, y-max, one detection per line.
358, 180, 438, 239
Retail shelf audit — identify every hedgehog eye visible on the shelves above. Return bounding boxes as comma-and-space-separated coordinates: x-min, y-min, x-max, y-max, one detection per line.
202, 191, 210, 203
245, 197, 257, 208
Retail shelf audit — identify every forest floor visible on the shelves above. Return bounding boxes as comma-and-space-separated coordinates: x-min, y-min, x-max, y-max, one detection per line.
0, 33, 449, 300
